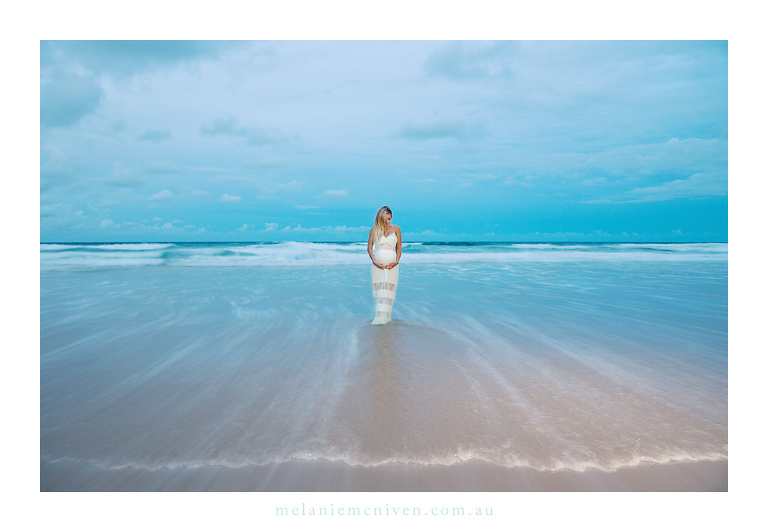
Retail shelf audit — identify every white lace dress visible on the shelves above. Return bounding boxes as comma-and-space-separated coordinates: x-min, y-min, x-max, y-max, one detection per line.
371, 231, 399, 324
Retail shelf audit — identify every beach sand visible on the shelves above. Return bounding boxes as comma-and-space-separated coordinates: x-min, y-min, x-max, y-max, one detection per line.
41, 246, 727, 492
41, 458, 726, 491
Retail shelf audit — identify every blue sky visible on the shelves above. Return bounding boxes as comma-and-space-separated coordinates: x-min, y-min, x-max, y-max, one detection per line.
40, 40, 727, 242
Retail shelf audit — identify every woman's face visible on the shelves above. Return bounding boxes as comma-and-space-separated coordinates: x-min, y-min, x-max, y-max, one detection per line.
385, 212, 392, 226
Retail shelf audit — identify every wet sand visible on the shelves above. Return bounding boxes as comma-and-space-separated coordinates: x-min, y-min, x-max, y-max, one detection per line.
41, 458, 726, 491
41, 258, 727, 492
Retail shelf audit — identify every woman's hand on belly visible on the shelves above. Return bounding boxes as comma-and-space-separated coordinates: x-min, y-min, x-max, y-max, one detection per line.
375, 250, 396, 264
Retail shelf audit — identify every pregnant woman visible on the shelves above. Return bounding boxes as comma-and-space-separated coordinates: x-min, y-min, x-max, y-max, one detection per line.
368, 206, 402, 325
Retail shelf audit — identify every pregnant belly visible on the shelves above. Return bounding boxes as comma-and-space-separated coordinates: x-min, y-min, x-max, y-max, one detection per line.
374, 250, 397, 265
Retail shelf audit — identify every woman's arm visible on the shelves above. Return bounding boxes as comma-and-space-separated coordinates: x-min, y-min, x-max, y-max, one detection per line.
368, 227, 383, 269
388, 225, 402, 269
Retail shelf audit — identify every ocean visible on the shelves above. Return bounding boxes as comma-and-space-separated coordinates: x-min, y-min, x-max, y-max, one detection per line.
40, 242, 728, 489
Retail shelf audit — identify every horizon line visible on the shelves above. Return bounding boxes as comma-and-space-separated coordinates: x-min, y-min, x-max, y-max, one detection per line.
40, 240, 729, 245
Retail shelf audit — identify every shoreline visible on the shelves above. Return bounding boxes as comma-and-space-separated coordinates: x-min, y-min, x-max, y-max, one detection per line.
41, 458, 727, 492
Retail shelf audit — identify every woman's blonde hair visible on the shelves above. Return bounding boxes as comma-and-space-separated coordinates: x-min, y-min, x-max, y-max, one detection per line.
373, 206, 392, 240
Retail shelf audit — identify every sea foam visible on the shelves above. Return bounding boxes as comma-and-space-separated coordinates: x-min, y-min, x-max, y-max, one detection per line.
40, 241, 728, 270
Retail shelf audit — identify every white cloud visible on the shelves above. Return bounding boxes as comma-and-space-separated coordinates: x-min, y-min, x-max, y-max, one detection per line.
149, 189, 173, 201
100, 219, 119, 228
285, 180, 305, 192
332, 225, 370, 232
235, 224, 251, 232
192, 189, 208, 196
500, 174, 539, 187
271, 224, 370, 234
220, 193, 241, 202
107, 162, 146, 188
627, 171, 726, 202
222, 178, 305, 195
200, 116, 294, 146
322, 189, 348, 198
581, 177, 607, 187
280, 224, 318, 232
563, 138, 726, 180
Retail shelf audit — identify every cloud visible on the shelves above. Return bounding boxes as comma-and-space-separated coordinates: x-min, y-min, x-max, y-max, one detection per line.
322, 189, 348, 198
220, 193, 241, 202
40, 202, 83, 225
200, 116, 291, 146
40, 69, 104, 127
397, 117, 487, 141
627, 171, 726, 202
331, 225, 370, 232
578, 138, 726, 179
107, 162, 146, 188
144, 161, 178, 174
137, 128, 171, 143
100, 219, 120, 228
39, 41, 727, 243
149, 189, 173, 201
500, 175, 540, 187
217, 176, 305, 196
423, 41, 519, 80
188, 166, 232, 175
244, 157, 289, 169
271, 224, 369, 234
112, 119, 127, 133
581, 177, 607, 187
40, 145, 74, 191
496, 137, 726, 201
41, 40, 241, 79
235, 224, 252, 232
272, 179, 304, 194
